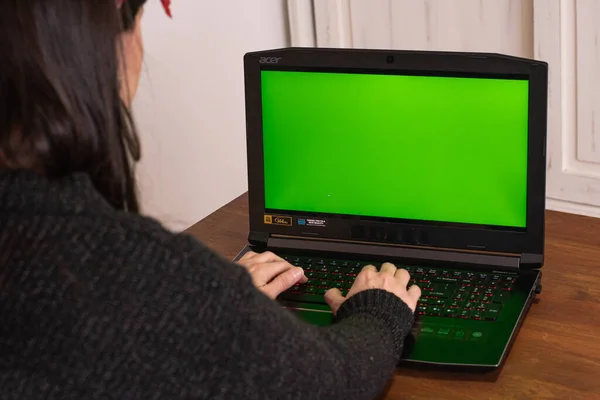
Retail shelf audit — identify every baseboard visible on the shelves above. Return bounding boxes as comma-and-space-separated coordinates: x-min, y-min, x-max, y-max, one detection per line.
546, 198, 600, 219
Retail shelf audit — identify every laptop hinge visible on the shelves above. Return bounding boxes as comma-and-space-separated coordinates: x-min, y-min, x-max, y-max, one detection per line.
266, 237, 521, 271
248, 231, 270, 246
520, 253, 544, 269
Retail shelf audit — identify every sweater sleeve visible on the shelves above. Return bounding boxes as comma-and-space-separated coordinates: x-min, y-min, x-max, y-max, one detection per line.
143, 237, 415, 400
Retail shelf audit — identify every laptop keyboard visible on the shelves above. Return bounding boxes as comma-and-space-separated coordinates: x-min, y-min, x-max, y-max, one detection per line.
279, 255, 518, 322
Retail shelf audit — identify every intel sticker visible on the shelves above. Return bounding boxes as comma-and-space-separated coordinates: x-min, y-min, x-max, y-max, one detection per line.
306, 218, 327, 228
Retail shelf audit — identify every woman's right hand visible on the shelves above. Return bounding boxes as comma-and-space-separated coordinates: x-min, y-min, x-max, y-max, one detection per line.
324, 262, 421, 315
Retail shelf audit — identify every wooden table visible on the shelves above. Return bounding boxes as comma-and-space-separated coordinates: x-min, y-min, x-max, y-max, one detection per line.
186, 193, 600, 399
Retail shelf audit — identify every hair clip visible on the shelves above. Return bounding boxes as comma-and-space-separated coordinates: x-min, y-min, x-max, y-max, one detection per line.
161, 0, 172, 18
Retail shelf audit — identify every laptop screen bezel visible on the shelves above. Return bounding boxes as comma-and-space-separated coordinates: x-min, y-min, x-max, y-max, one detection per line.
243, 48, 548, 257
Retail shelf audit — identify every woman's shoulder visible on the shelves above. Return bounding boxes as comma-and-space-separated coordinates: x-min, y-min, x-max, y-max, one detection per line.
0, 180, 251, 397
0, 169, 210, 262
74, 205, 216, 276
0, 170, 224, 291
0, 172, 240, 319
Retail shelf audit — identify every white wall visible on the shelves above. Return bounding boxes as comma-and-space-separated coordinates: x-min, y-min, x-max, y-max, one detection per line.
133, 0, 289, 231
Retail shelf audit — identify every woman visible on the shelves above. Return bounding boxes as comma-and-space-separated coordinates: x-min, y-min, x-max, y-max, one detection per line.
0, 1, 421, 399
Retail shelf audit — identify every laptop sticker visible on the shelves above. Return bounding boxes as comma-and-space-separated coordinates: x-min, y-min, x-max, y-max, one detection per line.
264, 215, 293, 226
299, 218, 327, 228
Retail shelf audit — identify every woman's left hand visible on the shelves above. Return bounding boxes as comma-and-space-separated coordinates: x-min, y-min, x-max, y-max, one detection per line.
238, 251, 307, 299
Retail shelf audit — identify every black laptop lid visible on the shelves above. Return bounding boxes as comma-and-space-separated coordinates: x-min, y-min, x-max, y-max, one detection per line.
243, 48, 548, 264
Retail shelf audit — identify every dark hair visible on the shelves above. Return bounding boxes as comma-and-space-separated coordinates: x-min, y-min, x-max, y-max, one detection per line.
122, 0, 148, 31
0, 0, 148, 212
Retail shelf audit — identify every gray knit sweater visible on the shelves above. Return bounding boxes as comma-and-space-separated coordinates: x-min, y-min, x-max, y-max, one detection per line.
0, 171, 414, 399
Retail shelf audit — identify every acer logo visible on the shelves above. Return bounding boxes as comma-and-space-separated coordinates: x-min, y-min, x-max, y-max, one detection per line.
259, 57, 282, 64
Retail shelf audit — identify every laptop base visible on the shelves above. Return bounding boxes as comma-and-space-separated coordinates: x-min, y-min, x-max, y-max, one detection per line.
234, 245, 541, 371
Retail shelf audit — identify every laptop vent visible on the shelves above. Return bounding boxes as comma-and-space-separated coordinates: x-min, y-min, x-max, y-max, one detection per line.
350, 225, 430, 246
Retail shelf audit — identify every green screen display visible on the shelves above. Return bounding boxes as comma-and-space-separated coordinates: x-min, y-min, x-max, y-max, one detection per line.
261, 70, 529, 228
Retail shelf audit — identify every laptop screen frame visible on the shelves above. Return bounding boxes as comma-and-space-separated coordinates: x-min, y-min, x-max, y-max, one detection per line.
243, 48, 548, 257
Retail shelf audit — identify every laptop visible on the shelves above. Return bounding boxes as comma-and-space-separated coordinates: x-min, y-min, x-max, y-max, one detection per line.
237, 47, 548, 370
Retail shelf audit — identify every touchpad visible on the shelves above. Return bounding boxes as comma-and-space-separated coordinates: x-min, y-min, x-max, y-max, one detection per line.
286, 307, 334, 326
